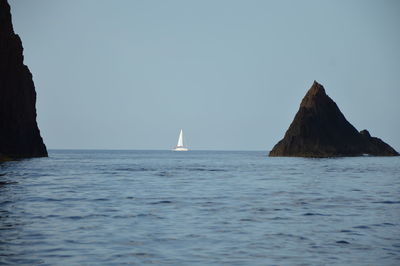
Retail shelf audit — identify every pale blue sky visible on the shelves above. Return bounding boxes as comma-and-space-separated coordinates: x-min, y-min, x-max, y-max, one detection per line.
9, 0, 400, 151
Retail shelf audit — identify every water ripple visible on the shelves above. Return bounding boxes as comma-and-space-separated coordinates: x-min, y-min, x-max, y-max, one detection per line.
0, 150, 399, 265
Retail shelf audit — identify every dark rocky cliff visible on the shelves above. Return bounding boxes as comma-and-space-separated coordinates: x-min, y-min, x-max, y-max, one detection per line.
269, 81, 398, 157
0, 0, 47, 160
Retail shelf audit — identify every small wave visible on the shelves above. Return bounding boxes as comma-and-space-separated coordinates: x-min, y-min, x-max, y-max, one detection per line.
0, 181, 18, 186
149, 200, 173, 205
240, 218, 256, 222
66, 214, 109, 220
111, 252, 153, 258
64, 239, 79, 244
126, 196, 136, 199
67, 216, 84, 220
372, 201, 400, 204
115, 167, 155, 172
353, 225, 370, 229
93, 198, 108, 201
44, 198, 63, 202
157, 171, 173, 177
112, 214, 138, 218
273, 208, 292, 211
136, 213, 164, 219
41, 248, 67, 253
336, 240, 350, 244
383, 222, 395, 226
189, 168, 226, 172
132, 252, 155, 258
201, 201, 215, 206
303, 212, 330, 216
270, 217, 290, 220
271, 233, 309, 241
31, 214, 60, 219
372, 222, 395, 227
185, 234, 201, 238
41, 197, 86, 202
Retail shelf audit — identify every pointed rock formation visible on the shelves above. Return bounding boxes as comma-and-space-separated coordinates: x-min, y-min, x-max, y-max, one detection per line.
269, 81, 398, 157
0, 0, 47, 160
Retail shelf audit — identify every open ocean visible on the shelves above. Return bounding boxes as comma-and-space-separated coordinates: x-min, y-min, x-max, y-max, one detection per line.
1, 150, 399, 265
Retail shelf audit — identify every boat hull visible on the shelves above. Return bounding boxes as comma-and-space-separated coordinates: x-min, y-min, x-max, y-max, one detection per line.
173, 147, 189, 151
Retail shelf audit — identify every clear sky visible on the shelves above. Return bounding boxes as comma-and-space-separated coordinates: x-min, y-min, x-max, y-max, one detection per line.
8, 0, 400, 151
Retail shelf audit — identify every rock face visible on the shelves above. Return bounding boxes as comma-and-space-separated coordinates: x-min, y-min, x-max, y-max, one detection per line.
0, 0, 47, 159
269, 81, 398, 157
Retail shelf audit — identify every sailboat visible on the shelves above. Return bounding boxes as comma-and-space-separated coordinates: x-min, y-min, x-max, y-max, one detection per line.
173, 129, 189, 151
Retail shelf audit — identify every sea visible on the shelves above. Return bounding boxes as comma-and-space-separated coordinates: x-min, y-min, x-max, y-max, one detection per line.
0, 150, 399, 265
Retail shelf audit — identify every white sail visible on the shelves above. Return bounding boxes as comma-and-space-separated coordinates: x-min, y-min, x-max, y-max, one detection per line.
177, 129, 184, 147
173, 129, 188, 151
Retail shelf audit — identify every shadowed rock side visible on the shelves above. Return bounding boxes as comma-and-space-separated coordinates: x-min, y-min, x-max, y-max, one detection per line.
269, 81, 398, 157
0, 0, 47, 160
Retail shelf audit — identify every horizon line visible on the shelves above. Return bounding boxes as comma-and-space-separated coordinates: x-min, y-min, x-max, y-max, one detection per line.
47, 148, 269, 152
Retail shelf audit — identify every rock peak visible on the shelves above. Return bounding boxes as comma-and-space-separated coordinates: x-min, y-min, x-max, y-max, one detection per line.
269, 81, 398, 157
0, 0, 14, 35
360, 129, 371, 138
300, 80, 327, 108
309, 80, 325, 94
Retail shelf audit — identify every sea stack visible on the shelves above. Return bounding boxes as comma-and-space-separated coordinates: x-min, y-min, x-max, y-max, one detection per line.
269, 81, 398, 157
0, 0, 47, 160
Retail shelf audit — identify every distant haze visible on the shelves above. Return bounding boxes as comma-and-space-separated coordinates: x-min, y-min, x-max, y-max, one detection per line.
9, 0, 400, 151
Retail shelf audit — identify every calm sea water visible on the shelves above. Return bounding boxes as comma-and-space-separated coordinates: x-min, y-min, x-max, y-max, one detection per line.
1, 150, 399, 265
